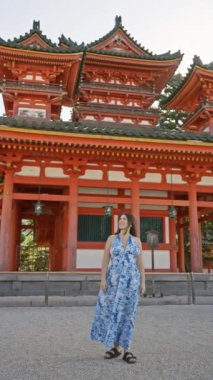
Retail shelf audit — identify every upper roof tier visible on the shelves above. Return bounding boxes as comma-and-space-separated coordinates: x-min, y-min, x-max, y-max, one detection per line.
0, 17, 182, 60
163, 56, 213, 111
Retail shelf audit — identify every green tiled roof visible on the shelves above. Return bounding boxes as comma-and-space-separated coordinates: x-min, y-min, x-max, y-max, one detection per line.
58, 34, 84, 49
0, 17, 182, 60
88, 48, 182, 61
0, 116, 212, 143
86, 16, 182, 60
0, 20, 82, 53
86, 15, 152, 55
7, 20, 57, 48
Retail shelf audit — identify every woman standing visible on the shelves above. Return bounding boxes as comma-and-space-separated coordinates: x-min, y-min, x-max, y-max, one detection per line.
90, 213, 146, 364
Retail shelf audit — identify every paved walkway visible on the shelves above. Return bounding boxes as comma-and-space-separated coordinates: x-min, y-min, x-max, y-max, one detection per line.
0, 305, 212, 380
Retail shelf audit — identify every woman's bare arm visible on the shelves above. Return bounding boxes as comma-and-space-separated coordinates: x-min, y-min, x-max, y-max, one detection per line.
100, 235, 114, 291
135, 237, 146, 294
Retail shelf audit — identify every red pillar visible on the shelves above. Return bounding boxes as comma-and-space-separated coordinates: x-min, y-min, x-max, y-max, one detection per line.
169, 218, 177, 272
177, 221, 185, 272
64, 174, 78, 271
198, 222, 203, 271
0, 170, 14, 271
9, 201, 20, 270
188, 184, 202, 272
131, 178, 140, 237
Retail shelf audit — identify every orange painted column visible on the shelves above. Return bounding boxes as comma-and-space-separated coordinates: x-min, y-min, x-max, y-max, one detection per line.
0, 170, 14, 271
198, 222, 203, 271
188, 184, 202, 272
131, 178, 140, 237
177, 221, 185, 272
209, 117, 213, 134
9, 201, 20, 271
64, 174, 78, 271
169, 218, 177, 272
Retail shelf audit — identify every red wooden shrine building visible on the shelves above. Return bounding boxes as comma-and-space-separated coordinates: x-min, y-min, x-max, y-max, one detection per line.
0, 17, 212, 273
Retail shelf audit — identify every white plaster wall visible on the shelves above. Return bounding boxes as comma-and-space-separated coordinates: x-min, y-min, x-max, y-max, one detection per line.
166, 174, 187, 184
142, 250, 170, 269
103, 117, 114, 121
15, 166, 40, 177
84, 116, 96, 120
121, 119, 133, 123
140, 190, 168, 197
140, 173, 162, 183
108, 171, 130, 182
79, 170, 103, 180
45, 168, 69, 178
197, 176, 213, 186
79, 187, 117, 195
140, 205, 168, 210
77, 249, 170, 269
78, 202, 118, 208
76, 249, 103, 268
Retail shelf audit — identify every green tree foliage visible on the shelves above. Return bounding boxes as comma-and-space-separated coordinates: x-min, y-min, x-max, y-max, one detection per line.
159, 73, 188, 130
19, 219, 49, 271
184, 217, 213, 271
202, 218, 213, 256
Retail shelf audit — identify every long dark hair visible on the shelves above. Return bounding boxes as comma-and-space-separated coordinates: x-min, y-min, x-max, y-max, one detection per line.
115, 213, 137, 236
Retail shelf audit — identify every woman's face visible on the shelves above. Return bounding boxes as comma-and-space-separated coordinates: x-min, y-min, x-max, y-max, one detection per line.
118, 214, 129, 231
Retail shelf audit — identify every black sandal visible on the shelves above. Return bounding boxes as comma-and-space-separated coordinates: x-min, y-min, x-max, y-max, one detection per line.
104, 347, 122, 359
123, 351, 137, 364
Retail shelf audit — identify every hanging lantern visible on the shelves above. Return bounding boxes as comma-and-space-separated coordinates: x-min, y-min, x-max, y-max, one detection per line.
103, 168, 113, 217
34, 200, 43, 216
169, 172, 177, 220
103, 204, 113, 217
169, 206, 177, 219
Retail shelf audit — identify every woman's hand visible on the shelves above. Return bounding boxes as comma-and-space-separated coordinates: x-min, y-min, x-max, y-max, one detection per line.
100, 279, 107, 292
140, 283, 146, 296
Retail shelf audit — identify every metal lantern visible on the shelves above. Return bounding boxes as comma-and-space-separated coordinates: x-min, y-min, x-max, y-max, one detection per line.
169, 206, 177, 220
146, 230, 159, 272
34, 200, 43, 216
103, 204, 113, 217
169, 172, 177, 220
146, 230, 159, 249
103, 169, 113, 217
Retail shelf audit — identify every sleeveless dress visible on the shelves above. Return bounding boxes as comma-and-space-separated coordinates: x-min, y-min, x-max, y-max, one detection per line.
90, 234, 142, 350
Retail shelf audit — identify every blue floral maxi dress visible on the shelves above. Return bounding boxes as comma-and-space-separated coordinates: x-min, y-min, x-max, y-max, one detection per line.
90, 234, 142, 349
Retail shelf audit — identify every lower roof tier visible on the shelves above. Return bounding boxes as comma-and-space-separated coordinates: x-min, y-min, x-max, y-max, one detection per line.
0, 116, 212, 143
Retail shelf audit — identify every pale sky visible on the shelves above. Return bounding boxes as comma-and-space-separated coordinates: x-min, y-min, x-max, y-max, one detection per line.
0, 0, 212, 118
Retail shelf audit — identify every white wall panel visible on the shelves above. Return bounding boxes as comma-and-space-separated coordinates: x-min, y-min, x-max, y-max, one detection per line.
77, 249, 170, 269
76, 249, 103, 268
142, 250, 170, 269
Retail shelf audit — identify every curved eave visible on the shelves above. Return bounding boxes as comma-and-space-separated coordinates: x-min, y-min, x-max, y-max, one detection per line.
164, 65, 213, 110
0, 45, 83, 63
7, 27, 57, 48
0, 124, 213, 154
86, 49, 182, 62
0, 42, 82, 54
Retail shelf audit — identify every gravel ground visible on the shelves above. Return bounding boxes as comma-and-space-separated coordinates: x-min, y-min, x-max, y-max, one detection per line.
0, 305, 212, 380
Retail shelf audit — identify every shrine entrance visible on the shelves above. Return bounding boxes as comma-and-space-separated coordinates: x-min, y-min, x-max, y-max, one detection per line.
14, 199, 68, 272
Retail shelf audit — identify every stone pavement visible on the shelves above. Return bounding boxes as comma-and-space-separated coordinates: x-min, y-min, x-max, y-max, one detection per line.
0, 305, 212, 380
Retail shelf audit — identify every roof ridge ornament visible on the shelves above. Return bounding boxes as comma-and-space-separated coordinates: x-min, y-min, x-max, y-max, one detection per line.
193, 55, 203, 66
115, 15, 122, 27
32, 20, 40, 31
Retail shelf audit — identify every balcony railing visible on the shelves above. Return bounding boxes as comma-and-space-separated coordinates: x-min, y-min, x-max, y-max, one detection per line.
0, 79, 67, 95
81, 81, 155, 94
79, 102, 159, 115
